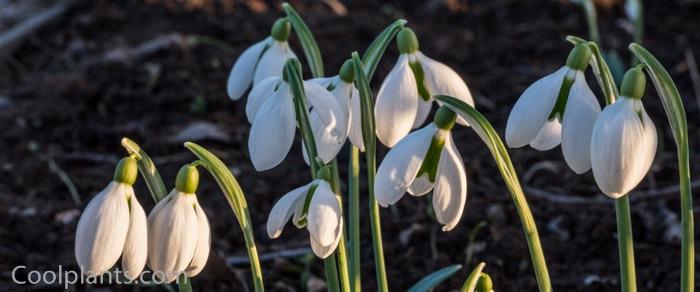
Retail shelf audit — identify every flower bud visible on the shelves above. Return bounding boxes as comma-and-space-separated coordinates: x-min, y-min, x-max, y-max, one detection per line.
476, 272, 493, 292
397, 27, 419, 54
620, 67, 646, 99
175, 165, 199, 194
271, 18, 291, 42
565, 43, 592, 71
113, 157, 138, 186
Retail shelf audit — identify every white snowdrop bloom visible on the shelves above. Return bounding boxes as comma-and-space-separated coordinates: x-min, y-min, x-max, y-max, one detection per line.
227, 18, 297, 100
266, 176, 343, 258
148, 165, 210, 283
374, 107, 467, 231
248, 75, 348, 171
591, 68, 657, 198
75, 158, 147, 280
505, 44, 601, 174
375, 27, 474, 147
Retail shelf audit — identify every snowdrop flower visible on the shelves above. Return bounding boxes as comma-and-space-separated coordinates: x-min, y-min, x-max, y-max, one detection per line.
308, 59, 364, 151
374, 106, 467, 231
266, 167, 343, 258
75, 157, 147, 279
227, 18, 296, 100
148, 165, 210, 283
591, 68, 657, 198
375, 27, 474, 147
248, 68, 348, 171
505, 44, 601, 174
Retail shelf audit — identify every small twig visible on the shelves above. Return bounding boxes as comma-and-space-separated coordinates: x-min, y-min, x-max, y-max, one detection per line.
683, 48, 700, 115
226, 247, 312, 266
525, 179, 700, 205
0, 0, 77, 57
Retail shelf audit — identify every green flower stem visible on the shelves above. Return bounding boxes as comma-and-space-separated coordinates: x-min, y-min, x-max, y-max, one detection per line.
579, 0, 601, 45
184, 142, 265, 292
282, 2, 323, 78
435, 95, 551, 292
566, 35, 619, 104
324, 254, 341, 292
348, 146, 361, 292
615, 196, 637, 292
329, 160, 351, 292
120, 138, 193, 292
460, 262, 486, 292
629, 43, 694, 292
352, 52, 389, 292
361, 19, 406, 81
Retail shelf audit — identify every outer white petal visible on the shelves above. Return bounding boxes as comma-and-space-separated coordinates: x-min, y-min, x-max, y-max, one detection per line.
505, 67, 568, 148
121, 189, 148, 280
267, 183, 311, 238
246, 77, 282, 123
561, 72, 601, 174
407, 173, 433, 196
591, 97, 657, 198
416, 52, 474, 125
254, 41, 296, 85
305, 81, 349, 163
186, 197, 211, 277
433, 133, 467, 231
307, 181, 341, 247
309, 220, 343, 259
227, 38, 271, 100
375, 54, 420, 147
248, 88, 296, 171
347, 85, 365, 151
529, 118, 562, 150
374, 124, 437, 207
412, 99, 433, 129
308, 76, 337, 89
148, 191, 199, 283
75, 182, 130, 277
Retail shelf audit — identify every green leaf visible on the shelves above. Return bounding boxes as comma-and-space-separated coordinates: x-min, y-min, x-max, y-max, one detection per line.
282, 2, 324, 77
629, 43, 693, 292
566, 36, 618, 104
435, 95, 552, 292
284, 58, 320, 173
121, 138, 168, 202
184, 142, 265, 292
407, 264, 462, 292
460, 262, 486, 292
352, 53, 376, 156
361, 19, 406, 81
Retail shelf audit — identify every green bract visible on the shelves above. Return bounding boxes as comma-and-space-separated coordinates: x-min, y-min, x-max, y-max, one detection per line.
113, 157, 138, 186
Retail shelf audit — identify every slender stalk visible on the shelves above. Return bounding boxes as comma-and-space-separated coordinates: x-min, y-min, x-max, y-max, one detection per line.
580, 0, 601, 45
615, 196, 637, 292
329, 160, 351, 292
324, 255, 341, 292
348, 146, 362, 292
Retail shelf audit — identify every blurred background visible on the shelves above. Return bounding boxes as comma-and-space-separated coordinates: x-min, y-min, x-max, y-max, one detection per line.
1, 0, 700, 290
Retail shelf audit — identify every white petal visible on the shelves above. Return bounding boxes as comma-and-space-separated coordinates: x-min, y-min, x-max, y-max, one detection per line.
305, 81, 349, 163
148, 191, 199, 283
309, 220, 343, 259
186, 197, 211, 277
375, 55, 420, 147
75, 182, 130, 277
254, 41, 296, 85
505, 67, 568, 148
407, 172, 433, 196
348, 85, 365, 151
267, 183, 311, 238
529, 118, 562, 150
121, 189, 148, 280
561, 72, 601, 174
248, 88, 296, 171
591, 97, 657, 198
308, 76, 337, 89
227, 38, 270, 100
246, 77, 282, 123
433, 133, 467, 231
412, 98, 433, 129
374, 124, 437, 206
416, 52, 474, 125
307, 181, 342, 247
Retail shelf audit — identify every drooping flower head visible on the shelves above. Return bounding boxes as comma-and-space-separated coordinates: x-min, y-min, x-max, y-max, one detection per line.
247, 61, 348, 171
505, 44, 602, 174
591, 67, 657, 198
266, 166, 343, 258
374, 106, 467, 231
375, 27, 475, 147
227, 18, 297, 100
75, 157, 148, 280
148, 165, 210, 283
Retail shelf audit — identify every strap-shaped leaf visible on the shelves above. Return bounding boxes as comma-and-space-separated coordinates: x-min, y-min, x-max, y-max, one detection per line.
460, 262, 486, 292
629, 43, 693, 292
284, 58, 320, 173
407, 264, 462, 292
436, 95, 552, 292
283, 2, 324, 77
361, 19, 407, 81
184, 142, 265, 292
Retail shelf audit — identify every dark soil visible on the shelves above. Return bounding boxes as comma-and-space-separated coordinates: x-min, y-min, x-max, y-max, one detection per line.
1, 0, 700, 291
